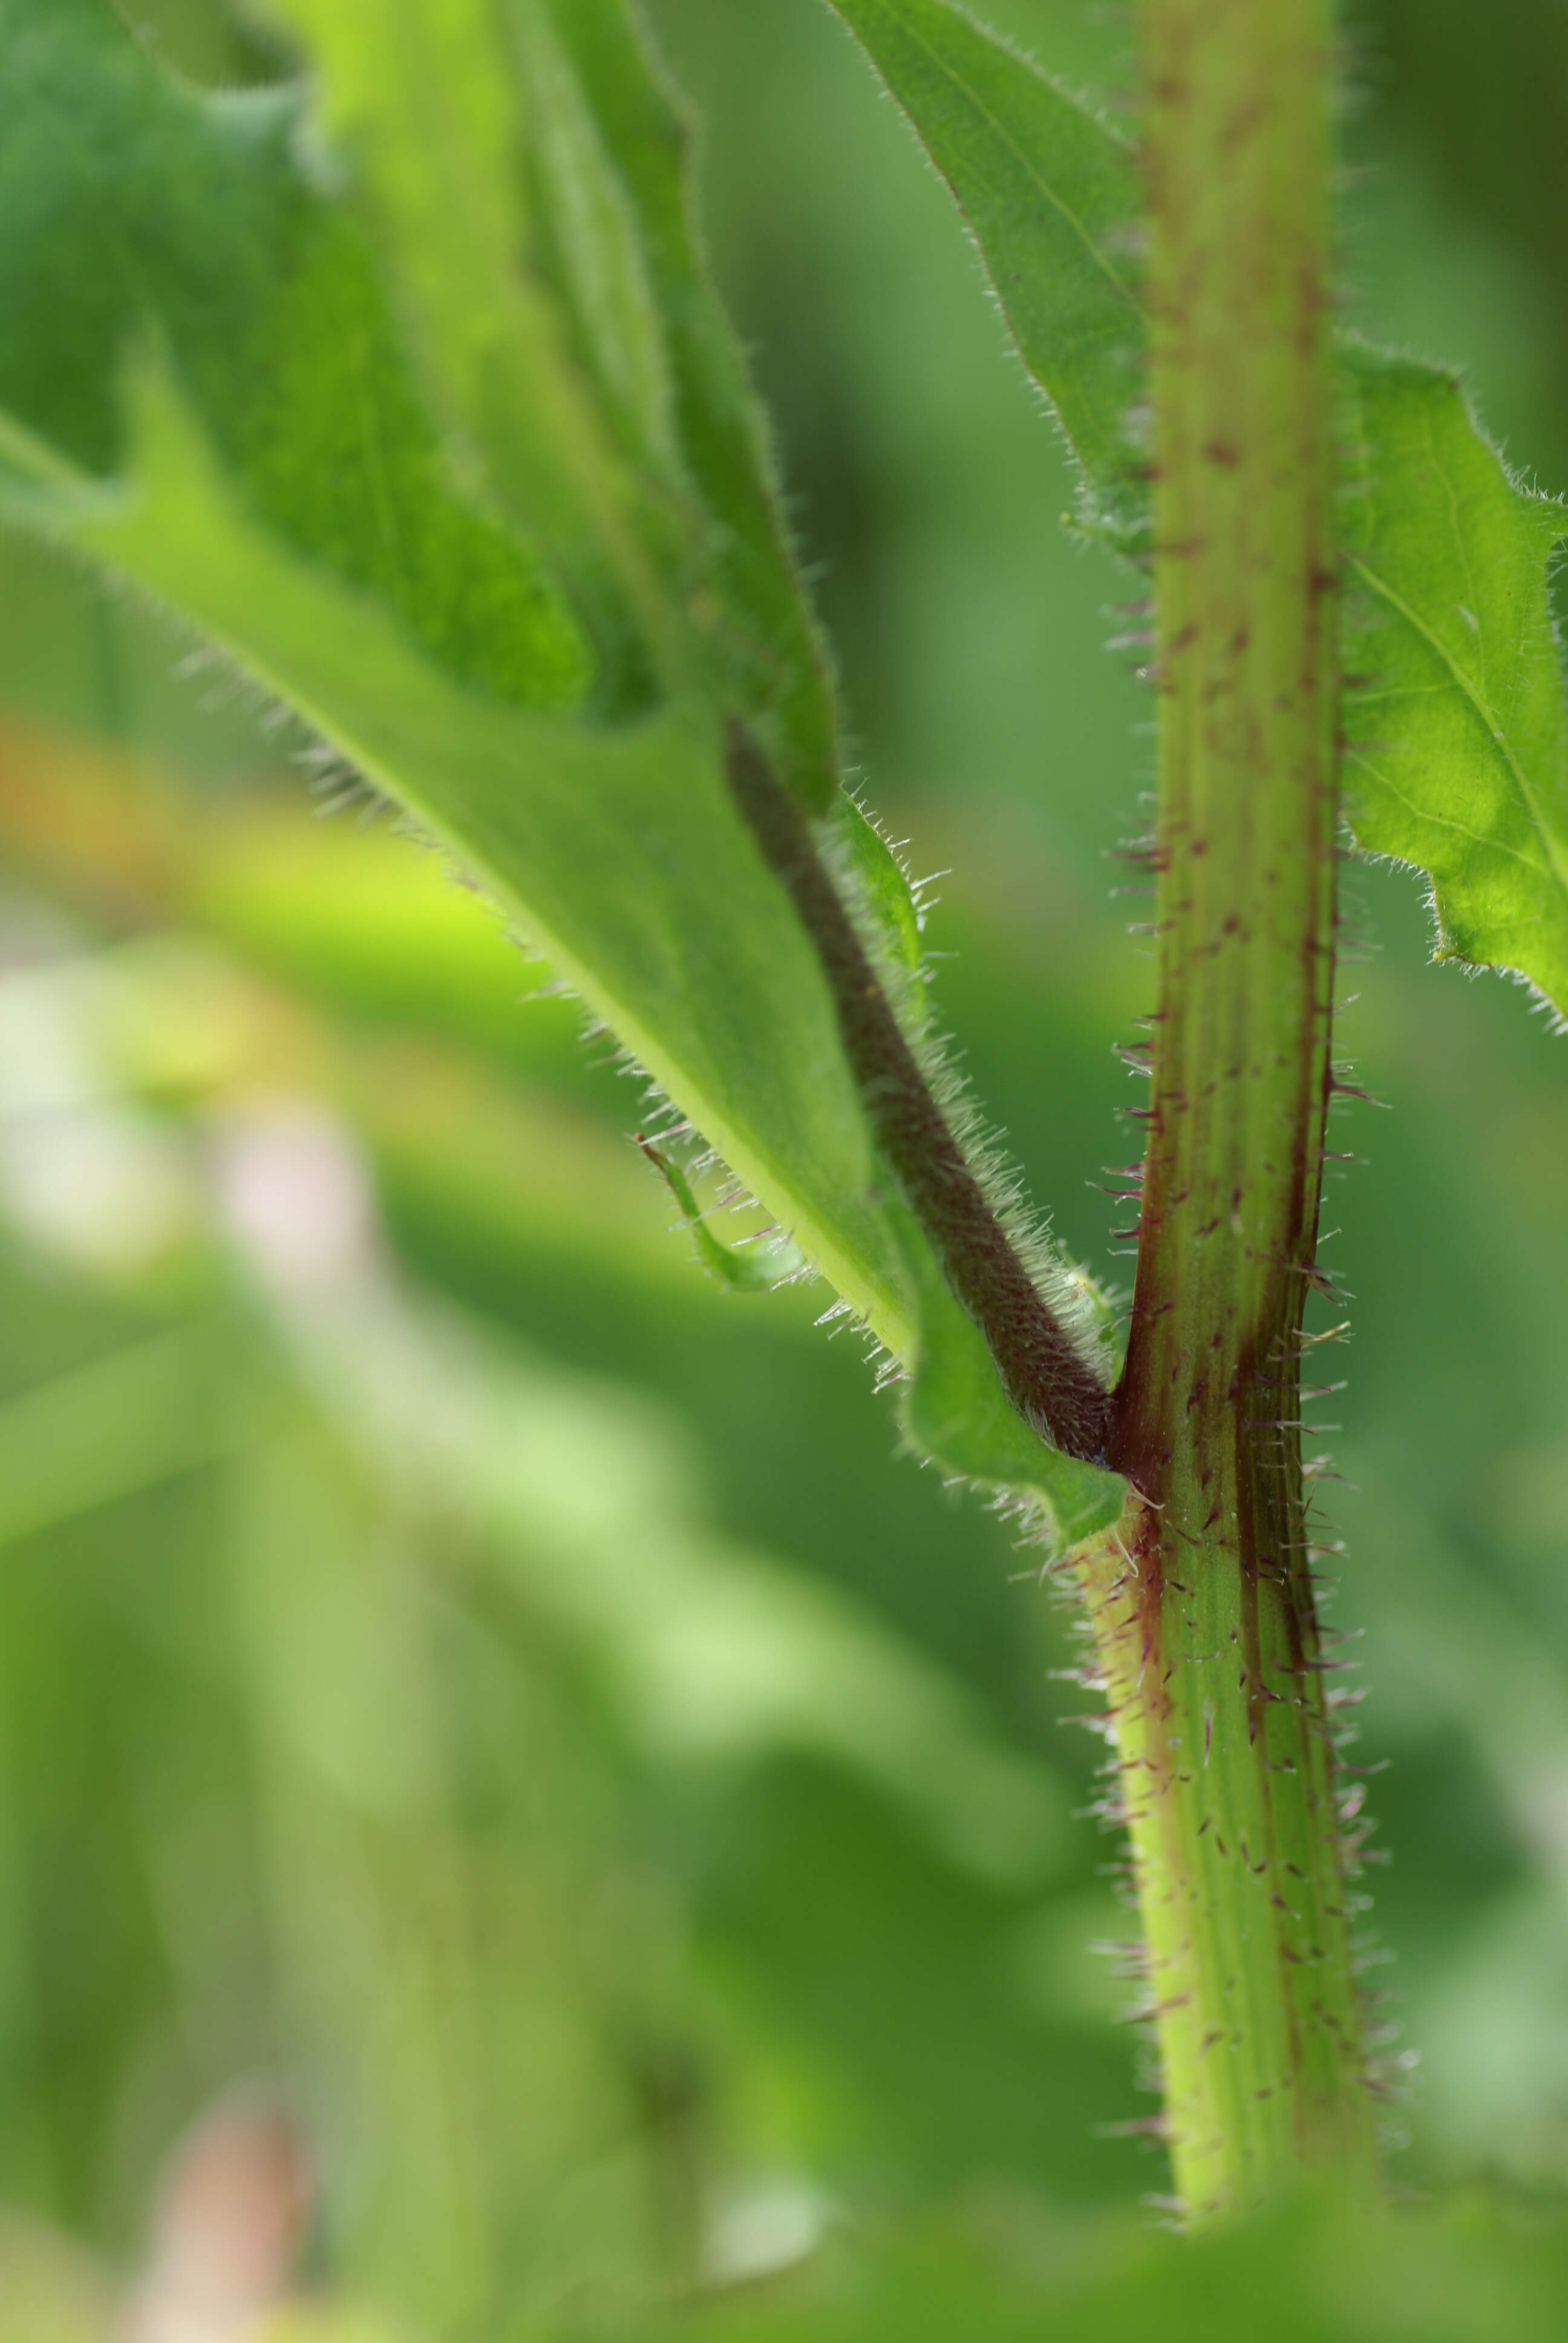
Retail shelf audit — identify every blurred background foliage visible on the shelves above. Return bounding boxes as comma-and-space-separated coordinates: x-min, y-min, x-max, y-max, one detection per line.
0, 0, 1565, 2333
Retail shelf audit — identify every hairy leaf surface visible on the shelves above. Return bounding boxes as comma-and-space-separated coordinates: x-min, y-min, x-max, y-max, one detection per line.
0, 0, 593, 709
0, 0, 1122, 1542
1342, 352, 1568, 1010
828, 0, 1146, 535
826, 0, 1568, 1016
267, 0, 841, 796
258, 0, 664, 716
535, 0, 844, 805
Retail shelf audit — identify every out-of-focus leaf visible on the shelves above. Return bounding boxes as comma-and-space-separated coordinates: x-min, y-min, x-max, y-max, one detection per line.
0, 2217, 110, 2343
256, 2310, 403, 2343
1342, 350, 1568, 1014
0, 1328, 221, 1548
235, 1176, 1073, 1887
649, 2190, 1568, 2342
823, 0, 1568, 1017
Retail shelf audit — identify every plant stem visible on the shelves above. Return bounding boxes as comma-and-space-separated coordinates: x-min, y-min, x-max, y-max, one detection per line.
1088, 0, 1381, 2217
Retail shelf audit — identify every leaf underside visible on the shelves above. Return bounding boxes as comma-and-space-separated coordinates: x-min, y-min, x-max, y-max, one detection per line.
826, 0, 1568, 1021
0, 0, 1123, 1545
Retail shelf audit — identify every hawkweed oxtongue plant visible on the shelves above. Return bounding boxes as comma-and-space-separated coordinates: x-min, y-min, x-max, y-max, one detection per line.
3, 0, 1567, 2228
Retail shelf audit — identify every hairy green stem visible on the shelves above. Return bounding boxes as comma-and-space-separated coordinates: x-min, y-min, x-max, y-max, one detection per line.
1088, 0, 1380, 2217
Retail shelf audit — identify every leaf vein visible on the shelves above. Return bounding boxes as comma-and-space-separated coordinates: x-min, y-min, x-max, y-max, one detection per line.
1345, 551, 1568, 894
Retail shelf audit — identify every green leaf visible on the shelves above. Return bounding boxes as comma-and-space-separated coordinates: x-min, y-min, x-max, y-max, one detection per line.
826, 0, 1146, 537
1, 357, 1116, 1541
263, 0, 921, 929
0, 0, 592, 712
257, 0, 668, 715
661, 2188, 1568, 2343
515, 5, 681, 486
903, 1248, 1123, 1545
532, 0, 846, 808
267, 0, 844, 800
0, 0, 1123, 1544
5, 356, 907, 1320
1342, 349, 1568, 1016
823, 0, 1568, 1018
